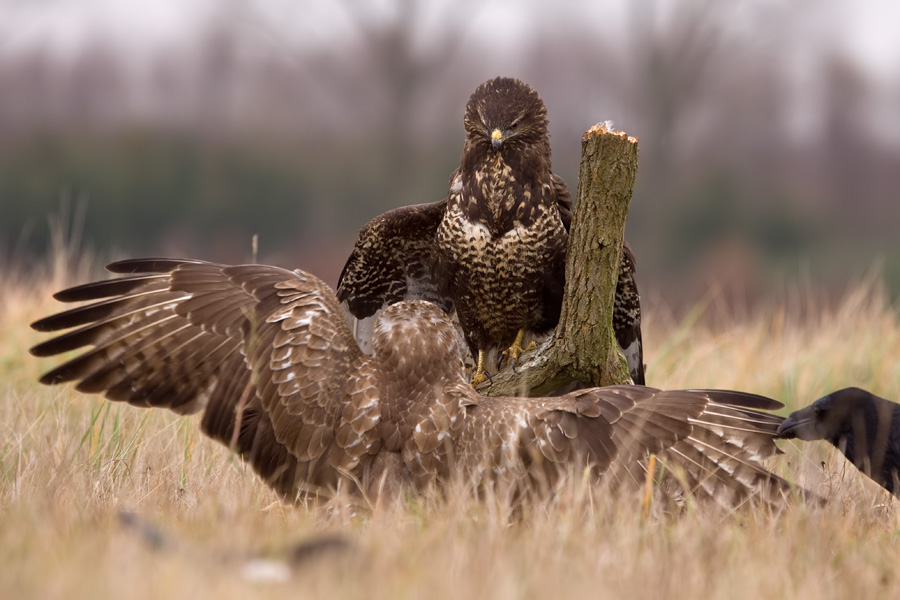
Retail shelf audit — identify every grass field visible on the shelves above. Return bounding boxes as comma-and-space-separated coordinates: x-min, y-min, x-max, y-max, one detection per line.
3, 256, 900, 599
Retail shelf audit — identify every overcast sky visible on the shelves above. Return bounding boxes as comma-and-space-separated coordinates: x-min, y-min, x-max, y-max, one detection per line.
1, 0, 898, 80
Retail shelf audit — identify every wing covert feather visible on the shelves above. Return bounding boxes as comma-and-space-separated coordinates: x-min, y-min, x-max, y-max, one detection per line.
337, 199, 451, 321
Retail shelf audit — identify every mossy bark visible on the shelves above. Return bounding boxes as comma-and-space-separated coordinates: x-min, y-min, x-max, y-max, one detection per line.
478, 124, 639, 396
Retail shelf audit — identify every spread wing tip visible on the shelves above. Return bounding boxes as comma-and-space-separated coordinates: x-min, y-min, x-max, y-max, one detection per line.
685, 389, 784, 411
106, 258, 203, 274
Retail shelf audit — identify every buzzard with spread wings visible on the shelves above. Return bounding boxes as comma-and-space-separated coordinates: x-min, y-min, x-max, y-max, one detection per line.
337, 77, 644, 386
32, 259, 789, 506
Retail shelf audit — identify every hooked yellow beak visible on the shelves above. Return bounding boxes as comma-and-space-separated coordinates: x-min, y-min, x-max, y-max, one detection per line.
491, 128, 504, 149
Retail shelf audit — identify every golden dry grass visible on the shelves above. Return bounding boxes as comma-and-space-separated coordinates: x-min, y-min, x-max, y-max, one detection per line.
3, 257, 900, 600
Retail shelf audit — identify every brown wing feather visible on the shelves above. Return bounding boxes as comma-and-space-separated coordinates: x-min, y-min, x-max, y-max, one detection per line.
33, 266, 790, 506
454, 393, 616, 495
551, 172, 572, 229
225, 265, 382, 486
614, 243, 645, 385
31, 259, 383, 497
337, 199, 450, 320
574, 387, 790, 506
451, 384, 791, 505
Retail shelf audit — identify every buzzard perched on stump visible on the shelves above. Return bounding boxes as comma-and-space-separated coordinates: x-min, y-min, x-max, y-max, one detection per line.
337, 77, 645, 386
32, 259, 791, 506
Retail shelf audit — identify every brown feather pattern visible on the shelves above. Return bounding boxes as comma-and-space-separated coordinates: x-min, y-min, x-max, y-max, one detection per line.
33, 261, 790, 506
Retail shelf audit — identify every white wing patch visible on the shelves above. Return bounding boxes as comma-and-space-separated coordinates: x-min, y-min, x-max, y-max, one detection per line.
620, 339, 642, 383
347, 306, 380, 355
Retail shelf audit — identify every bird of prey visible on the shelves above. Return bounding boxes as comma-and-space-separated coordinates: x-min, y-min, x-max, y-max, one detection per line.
31, 259, 789, 507
337, 77, 644, 386
778, 387, 900, 496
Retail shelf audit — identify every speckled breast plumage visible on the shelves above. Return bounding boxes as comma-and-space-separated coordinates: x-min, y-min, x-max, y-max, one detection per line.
435, 155, 567, 355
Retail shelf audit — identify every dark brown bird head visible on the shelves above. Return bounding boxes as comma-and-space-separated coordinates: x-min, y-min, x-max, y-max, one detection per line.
777, 387, 884, 444
463, 77, 550, 156
371, 300, 466, 384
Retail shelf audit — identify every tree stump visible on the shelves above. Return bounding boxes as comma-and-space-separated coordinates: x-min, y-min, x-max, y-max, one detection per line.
478, 123, 639, 396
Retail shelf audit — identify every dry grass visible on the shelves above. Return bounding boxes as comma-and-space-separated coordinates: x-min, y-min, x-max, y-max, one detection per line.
4, 257, 900, 600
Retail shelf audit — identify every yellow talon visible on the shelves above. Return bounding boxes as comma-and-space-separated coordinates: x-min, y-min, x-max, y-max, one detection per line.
499, 329, 528, 369
471, 349, 491, 385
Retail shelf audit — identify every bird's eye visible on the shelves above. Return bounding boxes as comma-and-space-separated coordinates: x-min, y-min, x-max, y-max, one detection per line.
813, 405, 822, 417
510, 119, 520, 129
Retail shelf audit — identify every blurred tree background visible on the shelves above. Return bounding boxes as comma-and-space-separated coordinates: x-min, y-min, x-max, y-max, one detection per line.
1, 0, 899, 309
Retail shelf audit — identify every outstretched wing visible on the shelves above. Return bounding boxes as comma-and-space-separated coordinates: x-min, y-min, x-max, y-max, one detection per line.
31, 259, 382, 496
337, 200, 450, 352
454, 385, 790, 506
572, 386, 789, 507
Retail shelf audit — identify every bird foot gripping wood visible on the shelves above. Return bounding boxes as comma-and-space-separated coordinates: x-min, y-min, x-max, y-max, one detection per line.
497, 329, 536, 371
471, 370, 491, 386
471, 349, 492, 386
